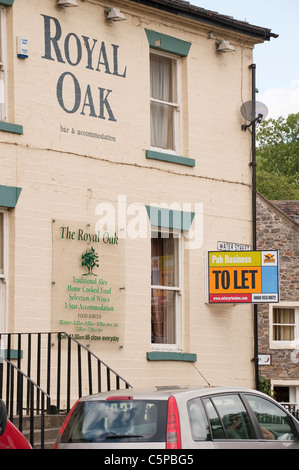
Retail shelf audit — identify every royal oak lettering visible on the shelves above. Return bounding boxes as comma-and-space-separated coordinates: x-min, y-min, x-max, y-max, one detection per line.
60, 226, 118, 245
41, 14, 127, 121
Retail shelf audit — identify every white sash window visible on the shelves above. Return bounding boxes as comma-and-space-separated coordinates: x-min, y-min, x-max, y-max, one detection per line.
151, 229, 182, 349
270, 303, 299, 348
150, 52, 180, 154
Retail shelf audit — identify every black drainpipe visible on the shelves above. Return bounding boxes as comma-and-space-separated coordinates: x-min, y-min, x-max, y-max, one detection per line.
249, 63, 259, 390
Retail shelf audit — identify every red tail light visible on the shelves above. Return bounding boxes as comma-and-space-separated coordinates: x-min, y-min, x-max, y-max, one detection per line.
166, 396, 181, 449
53, 399, 79, 449
106, 396, 133, 401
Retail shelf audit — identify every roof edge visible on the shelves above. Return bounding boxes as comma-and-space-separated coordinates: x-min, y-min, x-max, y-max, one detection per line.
257, 192, 299, 227
130, 0, 278, 41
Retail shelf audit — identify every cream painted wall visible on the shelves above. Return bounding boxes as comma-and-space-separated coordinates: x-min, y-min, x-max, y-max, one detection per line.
0, 0, 263, 392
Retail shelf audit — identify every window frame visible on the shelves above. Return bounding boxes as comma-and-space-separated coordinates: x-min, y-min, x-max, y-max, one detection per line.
150, 227, 183, 351
244, 393, 299, 442
0, 208, 8, 332
272, 381, 299, 413
0, 207, 8, 277
202, 393, 257, 441
199, 392, 299, 443
149, 50, 181, 156
269, 303, 299, 349
0, 6, 7, 121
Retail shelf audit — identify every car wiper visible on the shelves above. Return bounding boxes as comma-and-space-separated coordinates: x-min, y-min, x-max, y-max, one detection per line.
106, 434, 144, 439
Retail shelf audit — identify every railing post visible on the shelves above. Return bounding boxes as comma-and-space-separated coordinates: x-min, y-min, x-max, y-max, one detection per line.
88, 352, 92, 395
107, 368, 111, 391
40, 394, 45, 449
17, 375, 23, 433
0, 359, 3, 400
47, 333, 51, 412
36, 333, 41, 412
29, 382, 34, 448
16, 334, 21, 415
6, 334, 11, 408
57, 333, 61, 412
67, 335, 71, 413
77, 344, 82, 398
26, 334, 32, 414
97, 361, 102, 393
9, 364, 14, 421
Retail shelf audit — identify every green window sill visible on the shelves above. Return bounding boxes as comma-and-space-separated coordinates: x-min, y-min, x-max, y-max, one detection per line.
0, 122, 23, 134
0, 349, 23, 360
146, 150, 195, 167
147, 351, 197, 362
0, 1, 14, 6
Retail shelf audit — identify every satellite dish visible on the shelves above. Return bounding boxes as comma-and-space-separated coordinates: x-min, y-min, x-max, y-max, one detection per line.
240, 101, 268, 131
241, 101, 268, 122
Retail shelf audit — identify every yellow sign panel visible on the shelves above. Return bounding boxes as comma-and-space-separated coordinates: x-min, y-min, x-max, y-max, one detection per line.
208, 251, 261, 267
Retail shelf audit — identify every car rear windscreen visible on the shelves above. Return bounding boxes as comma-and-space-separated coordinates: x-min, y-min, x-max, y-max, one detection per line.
60, 399, 167, 443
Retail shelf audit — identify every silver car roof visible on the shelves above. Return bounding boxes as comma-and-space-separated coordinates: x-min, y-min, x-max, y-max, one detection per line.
79, 385, 269, 402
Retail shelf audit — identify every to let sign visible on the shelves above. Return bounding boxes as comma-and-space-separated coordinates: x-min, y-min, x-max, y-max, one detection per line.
207, 251, 279, 304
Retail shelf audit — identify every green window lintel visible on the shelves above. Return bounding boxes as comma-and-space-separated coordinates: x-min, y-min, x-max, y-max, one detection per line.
145, 29, 191, 56
0, 184, 22, 208
147, 351, 197, 362
0, 122, 23, 134
0, 1, 14, 6
146, 150, 195, 167
146, 205, 195, 231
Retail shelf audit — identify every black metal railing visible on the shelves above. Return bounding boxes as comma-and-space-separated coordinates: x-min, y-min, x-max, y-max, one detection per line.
0, 356, 50, 448
0, 332, 131, 448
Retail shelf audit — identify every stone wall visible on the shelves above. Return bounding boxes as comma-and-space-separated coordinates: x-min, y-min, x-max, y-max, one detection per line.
256, 193, 299, 381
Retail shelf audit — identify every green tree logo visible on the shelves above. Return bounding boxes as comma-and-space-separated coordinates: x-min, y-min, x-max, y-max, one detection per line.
81, 246, 99, 276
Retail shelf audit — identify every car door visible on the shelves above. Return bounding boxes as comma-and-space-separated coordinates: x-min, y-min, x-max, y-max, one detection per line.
202, 393, 261, 449
244, 393, 299, 449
